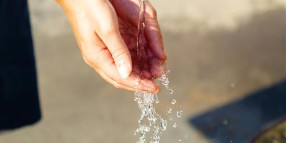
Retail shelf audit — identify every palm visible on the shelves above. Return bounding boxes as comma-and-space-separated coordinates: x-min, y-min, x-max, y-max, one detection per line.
111, 0, 165, 79
58, 0, 166, 92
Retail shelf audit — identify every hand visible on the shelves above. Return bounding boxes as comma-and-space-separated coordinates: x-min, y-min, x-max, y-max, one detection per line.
56, 0, 167, 93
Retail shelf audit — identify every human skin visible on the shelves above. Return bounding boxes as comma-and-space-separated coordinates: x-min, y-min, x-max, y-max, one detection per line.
55, 0, 167, 93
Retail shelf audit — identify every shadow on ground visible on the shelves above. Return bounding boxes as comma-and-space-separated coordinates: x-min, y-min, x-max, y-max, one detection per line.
189, 80, 286, 143
186, 6, 286, 143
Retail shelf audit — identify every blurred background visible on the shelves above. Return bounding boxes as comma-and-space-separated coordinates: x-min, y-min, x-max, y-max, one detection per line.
1, 0, 285, 143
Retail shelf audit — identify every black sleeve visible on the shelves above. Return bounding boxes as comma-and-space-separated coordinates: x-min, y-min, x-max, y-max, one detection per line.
0, 0, 41, 130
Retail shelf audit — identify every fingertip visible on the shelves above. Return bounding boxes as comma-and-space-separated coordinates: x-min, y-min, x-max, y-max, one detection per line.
138, 79, 160, 93
151, 68, 162, 78
149, 57, 165, 78
152, 46, 167, 60
117, 60, 132, 78
153, 82, 161, 93
160, 49, 167, 60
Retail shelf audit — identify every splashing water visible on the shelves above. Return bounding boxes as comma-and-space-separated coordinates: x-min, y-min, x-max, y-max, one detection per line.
167, 108, 172, 114
134, 91, 166, 143
177, 110, 183, 118
173, 123, 177, 128
158, 70, 174, 95
155, 94, 160, 104
171, 99, 176, 105
134, 72, 173, 143
133, 0, 182, 142
134, 2, 167, 141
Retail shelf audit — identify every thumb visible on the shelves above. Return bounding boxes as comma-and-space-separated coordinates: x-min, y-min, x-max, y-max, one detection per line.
109, 35, 132, 79
94, 1, 132, 78
99, 28, 132, 79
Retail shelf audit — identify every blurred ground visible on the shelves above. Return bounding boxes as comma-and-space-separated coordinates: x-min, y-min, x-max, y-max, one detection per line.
0, 0, 285, 143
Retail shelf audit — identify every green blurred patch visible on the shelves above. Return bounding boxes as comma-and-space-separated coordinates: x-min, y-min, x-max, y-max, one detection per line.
252, 119, 286, 143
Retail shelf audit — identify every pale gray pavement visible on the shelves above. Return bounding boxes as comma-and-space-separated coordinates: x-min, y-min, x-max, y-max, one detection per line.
0, 0, 285, 143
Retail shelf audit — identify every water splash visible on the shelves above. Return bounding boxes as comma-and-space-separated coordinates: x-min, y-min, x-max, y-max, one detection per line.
167, 108, 172, 114
177, 110, 183, 118
134, 91, 167, 143
158, 70, 174, 95
133, 0, 181, 142
155, 94, 160, 104
173, 123, 177, 128
134, 0, 165, 142
171, 99, 176, 105
134, 71, 178, 143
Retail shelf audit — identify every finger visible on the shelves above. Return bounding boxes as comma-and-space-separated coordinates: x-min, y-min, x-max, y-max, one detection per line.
80, 28, 159, 92
150, 58, 165, 78
82, 46, 136, 91
100, 60, 160, 93
96, 69, 135, 91
145, 2, 167, 60
132, 63, 141, 75
94, 0, 132, 79
142, 70, 152, 79
83, 46, 157, 92
74, 23, 132, 91
110, 0, 139, 25
147, 48, 165, 78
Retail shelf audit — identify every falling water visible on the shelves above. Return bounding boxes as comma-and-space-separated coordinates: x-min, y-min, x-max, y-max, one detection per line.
133, 0, 182, 142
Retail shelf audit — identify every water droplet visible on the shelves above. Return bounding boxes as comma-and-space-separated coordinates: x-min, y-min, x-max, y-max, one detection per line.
169, 89, 174, 94
143, 126, 150, 132
167, 108, 172, 114
173, 123, 177, 128
179, 139, 182, 142
177, 110, 183, 118
223, 120, 228, 125
160, 118, 167, 131
155, 94, 159, 104
171, 99, 176, 105
152, 135, 160, 143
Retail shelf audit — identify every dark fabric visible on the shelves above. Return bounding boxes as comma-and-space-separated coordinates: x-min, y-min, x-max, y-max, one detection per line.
0, 0, 41, 130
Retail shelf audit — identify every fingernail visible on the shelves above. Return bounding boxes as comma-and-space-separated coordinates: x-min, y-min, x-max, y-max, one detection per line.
118, 61, 130, 78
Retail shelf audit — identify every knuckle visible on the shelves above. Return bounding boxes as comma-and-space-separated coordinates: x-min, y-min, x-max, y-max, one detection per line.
102, 27, 117, 38
111, 48, 129, 61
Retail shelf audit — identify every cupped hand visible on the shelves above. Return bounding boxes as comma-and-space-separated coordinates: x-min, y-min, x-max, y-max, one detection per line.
56, 0, 167, 93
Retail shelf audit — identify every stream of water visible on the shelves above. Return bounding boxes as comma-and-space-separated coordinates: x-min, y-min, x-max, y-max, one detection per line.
133, 1, 182, 142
